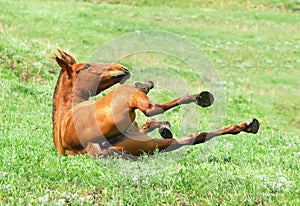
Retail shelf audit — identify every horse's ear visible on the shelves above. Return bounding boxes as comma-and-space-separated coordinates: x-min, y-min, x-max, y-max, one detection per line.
50, 48, 75, 79
55, 56, 73, 79
57, 48, 76, 65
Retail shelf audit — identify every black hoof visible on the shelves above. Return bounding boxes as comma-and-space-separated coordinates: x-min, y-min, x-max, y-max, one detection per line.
244, 118, 260, 134
135, 81, 154, 94
195, 91, 214, 107
159, 124, 173, 139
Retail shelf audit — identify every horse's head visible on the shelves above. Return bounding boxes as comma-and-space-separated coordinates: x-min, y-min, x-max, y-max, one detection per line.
53, 49, 130, 97
74, 63, 130, 95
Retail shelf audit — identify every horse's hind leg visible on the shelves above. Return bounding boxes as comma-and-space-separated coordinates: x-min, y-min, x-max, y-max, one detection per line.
163, 118, 260, 152
172, 118, 260, 147
114, 118, 260, 156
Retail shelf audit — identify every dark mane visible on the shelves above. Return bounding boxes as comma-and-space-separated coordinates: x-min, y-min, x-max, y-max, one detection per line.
52, 69, 64, 125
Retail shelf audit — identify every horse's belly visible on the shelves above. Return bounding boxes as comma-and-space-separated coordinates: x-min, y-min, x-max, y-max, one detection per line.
62, 101, 135, 148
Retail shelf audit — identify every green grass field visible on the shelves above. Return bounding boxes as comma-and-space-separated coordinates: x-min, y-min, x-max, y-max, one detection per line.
0, 0, 299, 205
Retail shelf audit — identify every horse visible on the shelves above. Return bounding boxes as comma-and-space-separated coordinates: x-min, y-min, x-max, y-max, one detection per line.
52, 49, 259, 158
52, 49, 175, 155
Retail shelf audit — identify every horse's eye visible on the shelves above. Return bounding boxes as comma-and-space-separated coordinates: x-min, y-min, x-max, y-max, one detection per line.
77, 64, 91, 73
83, 64, 91, 70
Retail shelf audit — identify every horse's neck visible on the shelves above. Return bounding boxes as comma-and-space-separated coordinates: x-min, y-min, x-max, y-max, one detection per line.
53, 69, 103, 153
52, 73, 77, 153
53, 76, 90, 124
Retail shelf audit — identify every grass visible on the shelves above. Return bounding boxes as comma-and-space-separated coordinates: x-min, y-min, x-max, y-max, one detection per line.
0, 0, 299, 205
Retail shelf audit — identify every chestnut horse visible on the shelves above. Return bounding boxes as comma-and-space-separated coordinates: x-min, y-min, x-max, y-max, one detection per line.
52, 50, 259, 158
52, 49, 176, 155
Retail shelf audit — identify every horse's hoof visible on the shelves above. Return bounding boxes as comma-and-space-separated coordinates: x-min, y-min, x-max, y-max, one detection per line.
159, 124, 173, 139
135, 81, 154, 94
244, 118, 260, 134
195, 91, 214, 107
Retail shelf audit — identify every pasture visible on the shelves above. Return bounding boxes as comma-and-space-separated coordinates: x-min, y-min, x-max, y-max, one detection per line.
0, 0, 299, 205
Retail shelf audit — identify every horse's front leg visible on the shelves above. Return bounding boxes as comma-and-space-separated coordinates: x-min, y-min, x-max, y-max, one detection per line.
139, 119, 173, 139
140, 91, 214, 117
129, 120, 173, 139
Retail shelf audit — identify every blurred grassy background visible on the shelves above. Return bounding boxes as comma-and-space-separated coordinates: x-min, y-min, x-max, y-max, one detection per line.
0, 0, 299, 205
